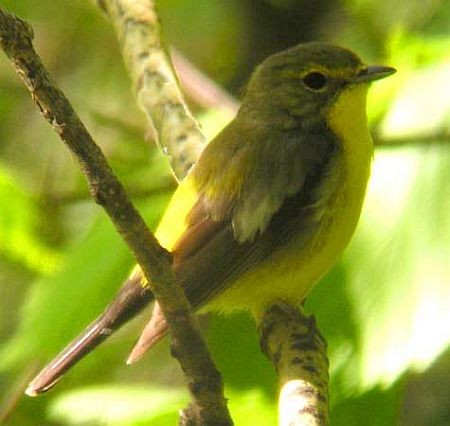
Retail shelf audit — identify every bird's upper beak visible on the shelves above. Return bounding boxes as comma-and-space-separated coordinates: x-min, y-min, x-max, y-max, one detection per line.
355, 65, 396, 83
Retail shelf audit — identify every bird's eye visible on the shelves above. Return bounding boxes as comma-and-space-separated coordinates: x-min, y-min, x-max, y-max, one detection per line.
302, 72, 327, 90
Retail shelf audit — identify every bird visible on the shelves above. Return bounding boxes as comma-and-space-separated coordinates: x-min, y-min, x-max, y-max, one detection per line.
26, 42, 395, 396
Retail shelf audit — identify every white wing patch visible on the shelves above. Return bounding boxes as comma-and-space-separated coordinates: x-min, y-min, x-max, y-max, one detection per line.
232, 193, 276, 243
232, 172, 306, 243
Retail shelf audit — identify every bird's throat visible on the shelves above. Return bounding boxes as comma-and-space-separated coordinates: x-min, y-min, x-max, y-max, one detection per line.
326, 84, 373, 191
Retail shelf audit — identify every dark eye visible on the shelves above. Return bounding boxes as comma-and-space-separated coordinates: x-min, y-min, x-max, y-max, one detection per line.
302, 72, 327, 90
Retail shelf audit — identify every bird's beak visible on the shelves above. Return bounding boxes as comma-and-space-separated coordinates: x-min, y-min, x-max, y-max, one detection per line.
355, 65, 396, 83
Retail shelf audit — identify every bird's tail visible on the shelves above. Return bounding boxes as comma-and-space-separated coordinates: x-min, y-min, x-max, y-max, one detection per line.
26, 276, 154, 396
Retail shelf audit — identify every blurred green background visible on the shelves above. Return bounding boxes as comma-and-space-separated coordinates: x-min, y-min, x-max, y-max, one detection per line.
0, 0, 449, 425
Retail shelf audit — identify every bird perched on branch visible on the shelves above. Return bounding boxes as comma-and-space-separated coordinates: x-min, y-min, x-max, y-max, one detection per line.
26, 42, 395, 396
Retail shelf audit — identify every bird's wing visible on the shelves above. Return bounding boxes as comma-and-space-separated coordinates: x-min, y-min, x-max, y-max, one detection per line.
128, 124, 339, 362
173, 122, 337, 309
127, 123, 339, 361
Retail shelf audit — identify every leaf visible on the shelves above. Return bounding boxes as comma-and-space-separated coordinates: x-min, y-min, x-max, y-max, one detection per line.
331, 383, 400, 426
0, 194, 171, 370
48, 385, 276, 426
0, 167, 61, 273
344, 145, 450, 387
227, 388, 277, 426
206, 312, 277, 394
48, 385, 187, 425
379, 52, 450, 139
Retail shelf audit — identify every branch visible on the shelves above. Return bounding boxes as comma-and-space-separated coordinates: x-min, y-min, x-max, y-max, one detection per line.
259, 303, 329, 426
374, 130, 450, 147
0, 6, 232, 425
40, 180, 176, 204
172, 48, 239, 116
98, 0, 206, 181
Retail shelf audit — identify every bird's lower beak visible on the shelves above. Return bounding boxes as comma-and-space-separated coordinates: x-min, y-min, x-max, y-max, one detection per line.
355, 65, 396, 83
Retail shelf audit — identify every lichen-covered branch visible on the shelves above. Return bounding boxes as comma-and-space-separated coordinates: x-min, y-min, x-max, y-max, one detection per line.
98, 0, 206, 181
0, 6, 232, 425
259, 303, 329, 426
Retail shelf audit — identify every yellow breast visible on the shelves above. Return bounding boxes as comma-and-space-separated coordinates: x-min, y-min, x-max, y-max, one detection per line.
154, 177, 198, 251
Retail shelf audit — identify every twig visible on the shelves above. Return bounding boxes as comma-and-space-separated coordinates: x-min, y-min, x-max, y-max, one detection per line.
374, 130, 450, 147
39, 180, 175, 204
172, 48, 239, 116
98, 0, 206, 181
260, 303, 329, 426
0, 6, 232, 425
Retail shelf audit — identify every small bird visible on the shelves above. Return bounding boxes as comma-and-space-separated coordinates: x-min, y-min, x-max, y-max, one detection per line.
26, 42, 395, 396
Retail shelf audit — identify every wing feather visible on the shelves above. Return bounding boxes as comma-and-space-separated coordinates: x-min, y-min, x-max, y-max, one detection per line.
130, 119, 339, 355
173, 124, 338, 309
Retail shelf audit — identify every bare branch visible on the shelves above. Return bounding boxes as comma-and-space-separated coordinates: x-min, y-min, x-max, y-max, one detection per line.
172, 48, 239, 116
260, 303, 329, 426
0, 6, 232, 425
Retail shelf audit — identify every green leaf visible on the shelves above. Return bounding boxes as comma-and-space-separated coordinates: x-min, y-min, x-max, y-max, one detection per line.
48, 385, 187, 425
0, 194, 171, 370
206, 312, 277, 394
379, 36, 450, 139
344, 145, 450, 387
48, 385, 276, 426
226, 388, 277, 426
331, 383, 401, 426
0, 166, 61, 273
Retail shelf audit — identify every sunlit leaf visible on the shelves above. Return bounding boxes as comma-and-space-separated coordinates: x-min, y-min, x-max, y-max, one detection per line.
227, 388, 277, 426
0, 194, 171, 370
48, 385, 277, 426
380, 48, 450, 138
344, 146, 450, 387
206, 312, 277, 394
0, 166, 61, 273
49, 385, 187, 425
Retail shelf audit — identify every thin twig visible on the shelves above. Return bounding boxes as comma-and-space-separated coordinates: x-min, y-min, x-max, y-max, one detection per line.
260, 303, 329, 426
39, 180, 175, 204
0, 6, 232, 425
172, 48, 239, 116
374, 130, 450, 147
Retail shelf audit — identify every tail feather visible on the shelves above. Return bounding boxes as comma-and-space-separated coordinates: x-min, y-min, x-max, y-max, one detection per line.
26, 277, 154, 396
126, 301, 168, 364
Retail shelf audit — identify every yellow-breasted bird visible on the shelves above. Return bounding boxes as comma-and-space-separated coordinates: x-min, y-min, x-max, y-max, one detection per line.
26, 42, 395, 396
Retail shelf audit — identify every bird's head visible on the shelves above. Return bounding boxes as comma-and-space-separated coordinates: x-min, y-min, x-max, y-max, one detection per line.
240, 43, 395, 126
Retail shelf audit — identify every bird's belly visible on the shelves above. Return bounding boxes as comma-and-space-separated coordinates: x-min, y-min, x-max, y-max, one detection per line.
207, 163, 369, 316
